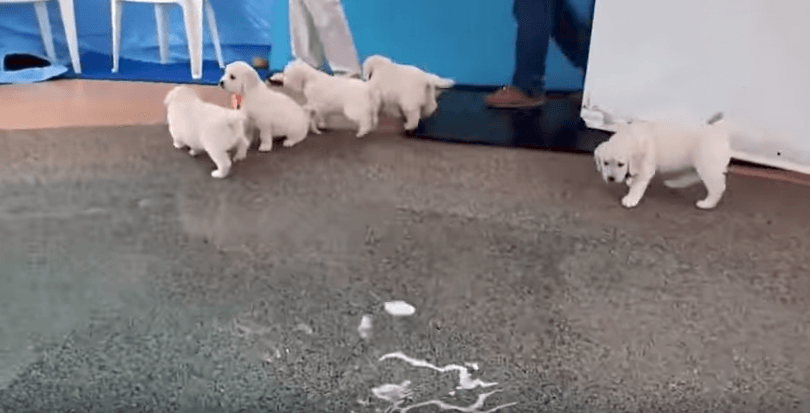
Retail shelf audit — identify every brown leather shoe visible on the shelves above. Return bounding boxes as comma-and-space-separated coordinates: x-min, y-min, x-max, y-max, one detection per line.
485, 86, 546, 108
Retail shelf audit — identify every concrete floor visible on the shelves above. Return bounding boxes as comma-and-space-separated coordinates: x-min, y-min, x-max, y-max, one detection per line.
0, 115, 809, 412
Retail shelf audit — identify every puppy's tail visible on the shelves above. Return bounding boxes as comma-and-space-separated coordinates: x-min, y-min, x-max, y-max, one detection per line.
427, 73, 455, 89
302, 104, 322, 134
163, 88, 177, 107
163, 86, 187, 107
426, 74, 454, 107
704, 111, 735, 143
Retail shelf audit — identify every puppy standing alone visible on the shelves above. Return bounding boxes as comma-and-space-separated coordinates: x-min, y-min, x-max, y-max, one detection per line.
164, 86, 250, 178
594, 113, 732, 209
282, 60, 380, 137
219, 61, 311, 152
362, 55, 455, 131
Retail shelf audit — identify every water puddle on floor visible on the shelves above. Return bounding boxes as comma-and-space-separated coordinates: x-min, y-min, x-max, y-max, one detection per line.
231, 299, 517, 413
378, 352, 499, 391
370, 351, 516, 413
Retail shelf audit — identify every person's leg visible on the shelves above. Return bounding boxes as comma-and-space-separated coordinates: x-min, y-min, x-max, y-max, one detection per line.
551, 0, 593, 74
512, 0, 552, 96
301, 0, 362, 78
290, 0, 326, 70
486, 0, 553, 108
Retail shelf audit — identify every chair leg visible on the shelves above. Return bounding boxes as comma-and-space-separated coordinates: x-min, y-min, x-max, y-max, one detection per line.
154, 3, 170, 64
181, 0, 204, 79
33, 1, 57, 62
204, 0, 224, 69
56, 0, 81, 73
111, 0, 123, 73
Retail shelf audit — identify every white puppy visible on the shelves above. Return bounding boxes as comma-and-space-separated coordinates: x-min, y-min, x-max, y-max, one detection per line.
362, 55, 454, 131
282, 60, 380, 137
164, 86, 250, 179
593, 112, 732, 209
219, 61, 311, 152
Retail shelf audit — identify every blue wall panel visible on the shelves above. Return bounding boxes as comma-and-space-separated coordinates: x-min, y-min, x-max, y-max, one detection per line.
0, 0, 593, 89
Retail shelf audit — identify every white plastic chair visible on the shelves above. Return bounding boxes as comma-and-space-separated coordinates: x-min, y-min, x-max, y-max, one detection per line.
111, 0, 224, 80
0, 0, 82, 73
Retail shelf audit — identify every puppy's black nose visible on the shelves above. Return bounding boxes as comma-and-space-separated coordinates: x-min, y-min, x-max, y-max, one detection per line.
218, 80, 224, 87
608, 176, 615, 182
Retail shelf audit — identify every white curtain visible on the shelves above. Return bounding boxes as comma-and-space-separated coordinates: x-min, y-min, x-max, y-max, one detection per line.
580, 0, 810, 174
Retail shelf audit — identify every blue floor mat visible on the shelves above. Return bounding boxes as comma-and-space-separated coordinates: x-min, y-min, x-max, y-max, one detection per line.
414, 88, 607, 153
61, 50, 272, 85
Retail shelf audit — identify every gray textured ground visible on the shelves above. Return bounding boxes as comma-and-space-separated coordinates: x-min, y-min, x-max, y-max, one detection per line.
0, 124, 809, 413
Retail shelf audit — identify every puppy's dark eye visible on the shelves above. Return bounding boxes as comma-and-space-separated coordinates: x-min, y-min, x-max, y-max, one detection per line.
229, 74, 235, 80
617, 162, 625, 167
603, 161, 609, 166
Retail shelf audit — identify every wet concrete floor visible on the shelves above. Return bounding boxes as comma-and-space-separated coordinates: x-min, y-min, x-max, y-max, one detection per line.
0, 124, 809, 412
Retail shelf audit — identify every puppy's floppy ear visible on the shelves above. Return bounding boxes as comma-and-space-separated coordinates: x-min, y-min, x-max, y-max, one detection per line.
627, 131, 653, 178
362, 55, 389, 81
284, 64, 307, 91
362, 57, 375, 81
594, 142, 604, 173
239, 65, 261, 95
226, 69, 246, 96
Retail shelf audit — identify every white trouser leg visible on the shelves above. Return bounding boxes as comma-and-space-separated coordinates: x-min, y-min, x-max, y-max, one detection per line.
298, 0, 361, 77
289, 0, 325, 69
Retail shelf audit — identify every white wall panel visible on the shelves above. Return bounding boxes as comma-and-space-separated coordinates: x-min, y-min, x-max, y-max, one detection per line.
581, 0, 810, 174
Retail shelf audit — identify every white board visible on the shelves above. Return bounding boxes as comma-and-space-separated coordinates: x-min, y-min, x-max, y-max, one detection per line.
580, 0, 810, 174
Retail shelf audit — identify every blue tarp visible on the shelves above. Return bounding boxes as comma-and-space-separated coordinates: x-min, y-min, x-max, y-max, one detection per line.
0, 50, 67, 84
0, 0, 271, 65
0, 0, 593, 88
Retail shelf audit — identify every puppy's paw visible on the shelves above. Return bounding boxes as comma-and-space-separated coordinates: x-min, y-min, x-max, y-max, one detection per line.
282, 140, 296, 148
189, 148, 202, 156
258, 143, 273, 152
173, 141, 183, 149
696, 198, 718, 210
621, 194, 640, 208
625, 176, 634, 187
211, 169, 228, 179
233, 151, 247, 162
